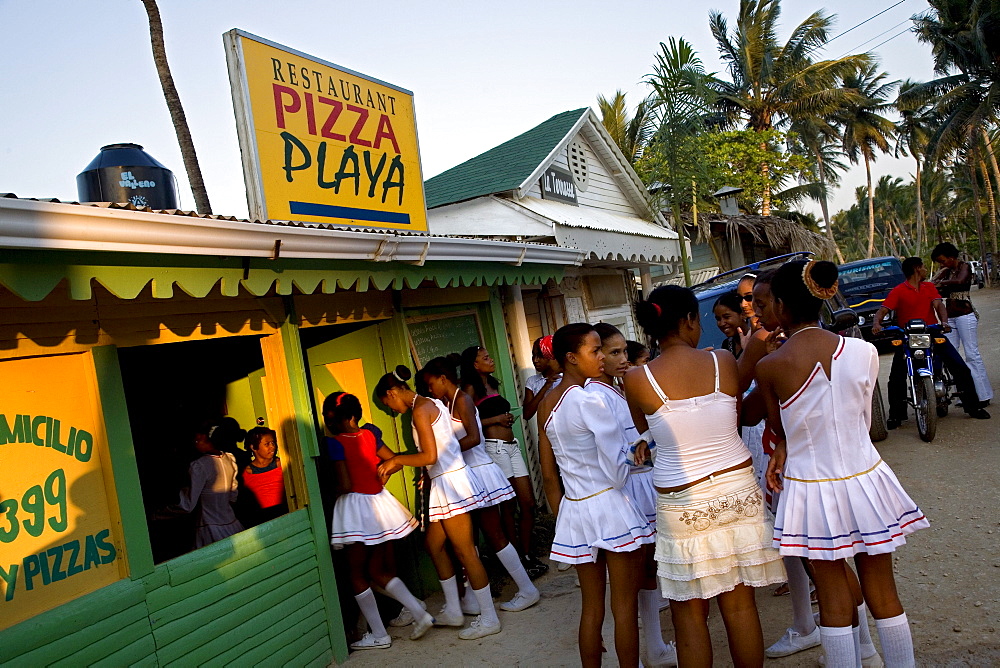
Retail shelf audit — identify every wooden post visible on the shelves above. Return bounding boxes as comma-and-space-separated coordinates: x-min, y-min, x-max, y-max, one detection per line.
260, 298, 348, 662
494, 286, 545, 505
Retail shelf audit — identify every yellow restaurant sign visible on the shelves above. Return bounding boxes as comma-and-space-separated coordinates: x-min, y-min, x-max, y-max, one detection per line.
0, 353, 123, 631
224, 30, 428, 231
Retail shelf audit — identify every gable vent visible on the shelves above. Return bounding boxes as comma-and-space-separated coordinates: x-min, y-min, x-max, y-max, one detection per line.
568, 140, 589, 192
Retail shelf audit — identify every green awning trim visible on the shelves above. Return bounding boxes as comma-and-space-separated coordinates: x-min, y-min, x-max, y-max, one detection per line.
0, 249, 565, 302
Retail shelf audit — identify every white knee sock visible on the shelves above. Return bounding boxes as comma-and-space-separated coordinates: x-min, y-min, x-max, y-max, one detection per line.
639, 588, 670, 657
853, 626, 862, 667
384, 577, 426, 619
785, 556, 816, 635
875, 612, 915, 668
496, 543, 538, 596
820, 625, 859, 668
857, 603, 877, 658
440, 576, 462, 617
472, 584, 500, 626
354, 588, 387, 638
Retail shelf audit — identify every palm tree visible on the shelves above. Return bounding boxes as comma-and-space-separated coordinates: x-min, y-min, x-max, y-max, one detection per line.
788, 115, 847, 261
895, 80, 937, 254
641, 36, 718, 284
707, 0, 871, 214
837, 63, 899, 257
140, 0, 211, 214
597, 91, 653, 165
909, 0, 1000, 260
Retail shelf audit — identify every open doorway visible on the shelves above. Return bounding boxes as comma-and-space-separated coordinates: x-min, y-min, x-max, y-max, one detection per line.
117, 335, 269, 563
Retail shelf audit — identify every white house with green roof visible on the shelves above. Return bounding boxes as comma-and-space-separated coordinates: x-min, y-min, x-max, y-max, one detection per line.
425, 106, 682, 342
424, 108, 683, 492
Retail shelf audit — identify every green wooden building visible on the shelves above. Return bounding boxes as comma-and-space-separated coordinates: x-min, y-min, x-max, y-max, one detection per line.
0, 195, 583, 666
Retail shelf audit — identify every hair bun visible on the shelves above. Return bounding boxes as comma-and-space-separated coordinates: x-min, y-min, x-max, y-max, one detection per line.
811, 261, 839, 289
393, 365, 412, 382
802, 260, 839, 299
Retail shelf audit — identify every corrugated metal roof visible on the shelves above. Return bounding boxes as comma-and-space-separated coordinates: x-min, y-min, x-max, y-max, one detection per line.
422, 109, 588, 209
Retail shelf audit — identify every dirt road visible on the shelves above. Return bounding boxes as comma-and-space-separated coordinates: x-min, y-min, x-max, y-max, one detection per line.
345, 288, 1000, 667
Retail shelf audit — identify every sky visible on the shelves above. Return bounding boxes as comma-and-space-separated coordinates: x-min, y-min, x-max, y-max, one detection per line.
0, 0, 937, 222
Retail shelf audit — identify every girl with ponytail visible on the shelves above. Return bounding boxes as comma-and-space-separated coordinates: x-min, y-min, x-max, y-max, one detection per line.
419, 357, 540, 614
759, 260, 928, 667
324, 391, 431, 650
376, 366, 503, 641
624, 285, 786, 666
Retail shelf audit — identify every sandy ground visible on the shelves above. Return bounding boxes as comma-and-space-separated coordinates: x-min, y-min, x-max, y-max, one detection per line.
344, 287, 1000, 667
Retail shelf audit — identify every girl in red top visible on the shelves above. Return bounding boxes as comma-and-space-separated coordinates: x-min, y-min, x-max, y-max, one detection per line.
241, 427, 289, 525
325, 392, 433, 650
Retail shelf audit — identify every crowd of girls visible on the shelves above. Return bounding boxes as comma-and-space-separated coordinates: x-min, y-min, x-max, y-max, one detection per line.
326, 258, 926, 667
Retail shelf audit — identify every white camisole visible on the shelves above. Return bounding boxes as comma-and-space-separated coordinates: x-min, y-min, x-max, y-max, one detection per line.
643, 352, 750, 488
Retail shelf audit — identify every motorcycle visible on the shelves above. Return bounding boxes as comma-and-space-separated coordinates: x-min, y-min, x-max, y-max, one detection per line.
882, 320, 955, 442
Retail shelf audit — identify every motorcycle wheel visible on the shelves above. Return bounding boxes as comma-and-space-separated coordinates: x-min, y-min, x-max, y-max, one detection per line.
915, 374, 938, 442
869, 378, 888, 442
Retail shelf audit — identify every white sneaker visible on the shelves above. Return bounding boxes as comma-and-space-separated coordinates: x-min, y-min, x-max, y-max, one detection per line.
458, 615, 502, 640
765, 626, 821, 657
433, 607, 465, 627
350, 632, 391, 650
499, 588, 540, 612
819, 651, 884, 667
556, 560, 572, 572
389, 600, 427, 627
409, 612, 435, 640
645, 640, 678, 667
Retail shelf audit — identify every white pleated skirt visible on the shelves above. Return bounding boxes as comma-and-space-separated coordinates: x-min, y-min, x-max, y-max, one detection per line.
773, 459, 929, 559
623, 467, 657, 525
428, 465, 486, 522
655, 467, 786, 601
549, 487, 654, 565
331, 488, 418, 548
468, 461, 515, 506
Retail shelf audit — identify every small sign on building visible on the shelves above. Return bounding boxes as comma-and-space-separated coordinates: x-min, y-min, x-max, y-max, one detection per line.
224, 30, 427, 231
540, 165, 578, 205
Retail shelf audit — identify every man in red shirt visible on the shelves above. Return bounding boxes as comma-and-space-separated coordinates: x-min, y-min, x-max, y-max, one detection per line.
872, 257, 989, 428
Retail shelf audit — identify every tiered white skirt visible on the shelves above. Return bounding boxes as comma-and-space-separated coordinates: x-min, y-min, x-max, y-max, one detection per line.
330, 488, 418, 548
773, 459, 929, 558
655, 467, 786, 601
549, 488, 655, 565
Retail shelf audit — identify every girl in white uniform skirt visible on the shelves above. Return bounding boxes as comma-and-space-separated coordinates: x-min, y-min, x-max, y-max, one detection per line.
538, 323, 654, 668
589, 323, 676, 667
419, 356, 540, 614
760, 260, 929, 668
376, 366, 503, 641
624, 285, 786, 667
323, 392, 433, 650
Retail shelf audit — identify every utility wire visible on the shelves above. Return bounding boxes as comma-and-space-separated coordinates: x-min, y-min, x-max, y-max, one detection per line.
839, 18, 911, 56
866, 28, 913, 53
825, 0, 911, 45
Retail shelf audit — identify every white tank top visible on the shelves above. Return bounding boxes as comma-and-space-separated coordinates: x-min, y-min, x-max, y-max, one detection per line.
411, 397, 467, 478
642, 353, 750, 488
449, 389, 494, 468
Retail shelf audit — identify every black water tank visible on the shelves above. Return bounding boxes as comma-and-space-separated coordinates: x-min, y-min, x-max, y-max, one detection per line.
77, 143, 178, 209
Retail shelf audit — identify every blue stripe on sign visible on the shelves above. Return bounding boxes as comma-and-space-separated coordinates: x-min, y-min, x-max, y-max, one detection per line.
289, 201, 411, 225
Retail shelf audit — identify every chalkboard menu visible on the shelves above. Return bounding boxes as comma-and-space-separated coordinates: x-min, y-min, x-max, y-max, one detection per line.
407, 310, 484, 368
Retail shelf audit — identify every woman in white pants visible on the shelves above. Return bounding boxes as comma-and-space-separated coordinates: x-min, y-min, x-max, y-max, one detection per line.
932, 242, 993, 405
